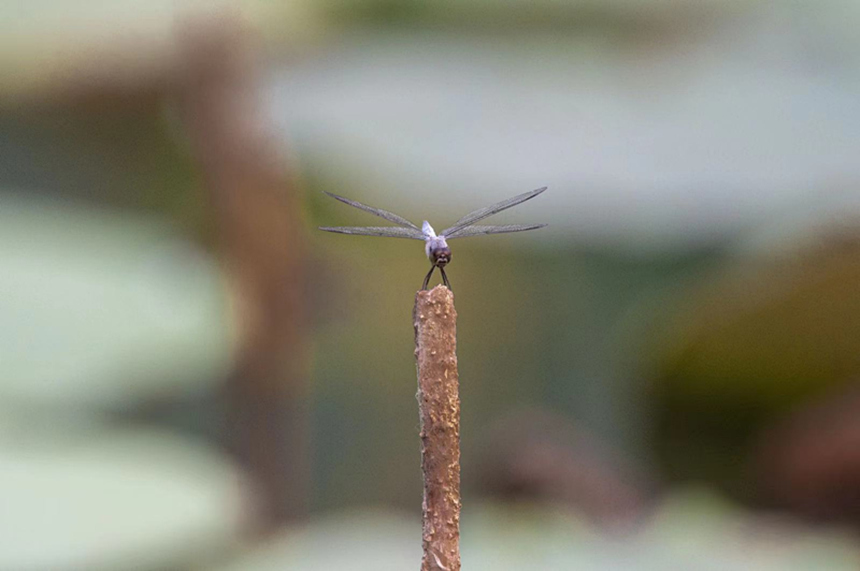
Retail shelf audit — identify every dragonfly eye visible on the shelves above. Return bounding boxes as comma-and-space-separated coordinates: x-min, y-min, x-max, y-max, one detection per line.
434, 248, 452, 266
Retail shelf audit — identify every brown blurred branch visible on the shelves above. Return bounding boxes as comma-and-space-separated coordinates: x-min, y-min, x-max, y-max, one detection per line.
173, 14, 309, 531
414, 286, 461, 571
474, 408, 651, 527
755, 383, 860, 525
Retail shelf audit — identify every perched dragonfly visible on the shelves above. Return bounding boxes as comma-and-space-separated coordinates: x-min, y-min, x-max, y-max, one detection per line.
319, 186, 547, 289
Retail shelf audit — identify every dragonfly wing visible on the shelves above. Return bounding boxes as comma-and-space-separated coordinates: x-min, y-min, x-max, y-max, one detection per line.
319, 226, 426, 239
441, 187, 547, 237
445, 224, 547, 239
323, 192, 420, 230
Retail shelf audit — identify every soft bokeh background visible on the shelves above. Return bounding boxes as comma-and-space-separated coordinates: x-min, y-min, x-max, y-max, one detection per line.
3, 0, 860, 569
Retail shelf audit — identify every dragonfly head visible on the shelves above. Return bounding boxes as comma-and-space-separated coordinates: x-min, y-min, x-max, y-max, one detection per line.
431, 247, 451, 267
433, 247, 451, 267
426, 237, 451, 267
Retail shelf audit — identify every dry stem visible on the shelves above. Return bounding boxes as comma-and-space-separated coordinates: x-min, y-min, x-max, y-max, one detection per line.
413, 286, 461, 571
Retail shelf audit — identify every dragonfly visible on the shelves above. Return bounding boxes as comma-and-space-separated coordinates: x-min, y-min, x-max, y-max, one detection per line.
319, 186, 548, 289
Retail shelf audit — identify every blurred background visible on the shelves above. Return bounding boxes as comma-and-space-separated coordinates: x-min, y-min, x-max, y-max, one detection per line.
2, 0, 860, 569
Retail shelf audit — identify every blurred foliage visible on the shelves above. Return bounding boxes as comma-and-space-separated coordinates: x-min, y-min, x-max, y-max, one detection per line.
324, 0, 754, 35
0, 0, 325, 105
0, 429, 244, 571
215, 493, 860, 570
0, 192, 235, 417
658, 242, 860, 405
0, 105, 210, 239
650, 234, 860, 499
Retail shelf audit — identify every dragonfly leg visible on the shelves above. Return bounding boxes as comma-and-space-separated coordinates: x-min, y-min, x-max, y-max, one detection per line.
440, 267, 451, 290
422, 265, 436, 290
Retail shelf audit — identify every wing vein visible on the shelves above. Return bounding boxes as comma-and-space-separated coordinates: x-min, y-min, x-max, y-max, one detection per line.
319, 226, 426, 239
441, 187, 547, 237
323, 192, 420, 230
445, 224, 547, 239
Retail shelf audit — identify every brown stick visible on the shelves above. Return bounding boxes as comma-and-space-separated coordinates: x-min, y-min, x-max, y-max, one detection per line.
413, 286, 461, 571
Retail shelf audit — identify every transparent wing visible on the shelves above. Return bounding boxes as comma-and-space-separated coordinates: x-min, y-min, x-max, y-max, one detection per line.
323, 192, 420, 230
319, 226, 426, 239
445, 224, 547, 239
441, 187, 547, 237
